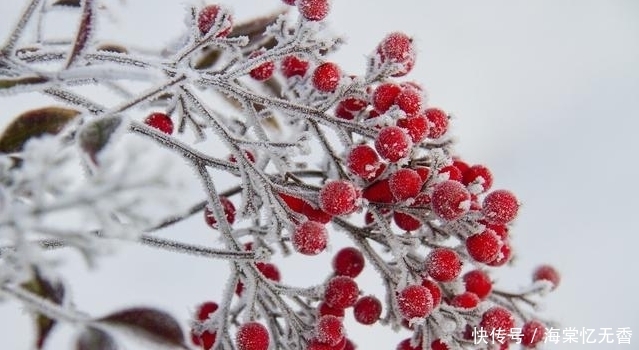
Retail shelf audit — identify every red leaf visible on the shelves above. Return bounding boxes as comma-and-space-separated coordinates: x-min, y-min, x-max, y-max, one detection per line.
98, 307, 187, 348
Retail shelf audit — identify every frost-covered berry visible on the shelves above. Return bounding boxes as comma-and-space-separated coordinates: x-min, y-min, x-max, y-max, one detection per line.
425, 108, 448, 139
487, 242, 512, 267
204, 196, 236, 228
281, 55, 309, 78
353, 295, 382, 325
397, 284, 433, 320
450, 291, 480, 309
228, 150, 256, 164
236, 262, 281, 296
425, 248, 462, 282
438, 165, 463, 182
396, 114, 429, 143
462, 164, 493, 193
315, 315, 344, 346
347, 144, 384, 181
298, 0, 330, 21
431, 180, 471, 221
282, 0, 296, 5
372, 83, 402, 113
393, 211, 422, 231
362, 178, 394, 203
324, 276, 359, 309
198, 5, 232, 37
378, 32, 416, 77
332, 247, 365, 278
278, 193, 333, 224
421, 279, 442, 307
319, 180, 360, 216
191, 301, 218, 348
521, 320, 547, 347
430, 339, 449, 350
482, 189, 519, 224
248, 51, 274, 81
375, 126, 412, 162
463, 270, 492, 299
145, 112, 173, 135
389, 168, 422, 201
396, 338, 421, 350
317, 301, 345, 318
292, 221, 328, 255
479, 307, 515, 340
236, 322, 269, 350
532, 264, 560, 290
466, 229, 502, 263
395, 87, 422, 115
312, 62, 341, 92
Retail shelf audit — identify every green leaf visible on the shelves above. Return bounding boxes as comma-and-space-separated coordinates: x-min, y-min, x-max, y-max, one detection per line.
20, 268, 65, 349
0, 107, 79, 153
76, 327, 118, 350
97, 307, 187, 348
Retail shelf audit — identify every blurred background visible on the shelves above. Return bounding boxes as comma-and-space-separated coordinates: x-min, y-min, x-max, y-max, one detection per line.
1, 0, 638, 348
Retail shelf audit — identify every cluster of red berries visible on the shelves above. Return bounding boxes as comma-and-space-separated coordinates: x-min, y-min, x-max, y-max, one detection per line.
169, 2, 560, 349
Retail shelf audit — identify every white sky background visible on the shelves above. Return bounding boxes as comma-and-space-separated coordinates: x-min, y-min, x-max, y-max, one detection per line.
1, 0, 638, 349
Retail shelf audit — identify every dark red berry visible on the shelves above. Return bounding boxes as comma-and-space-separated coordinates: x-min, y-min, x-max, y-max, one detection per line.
298, 0, 330, 21
145, 112, 173, 134
353, 295, 382, 325
204, 196, 236, 228
312, 62, 341, 92
198, 5, 232, 37
281, 55, 309, 78
332, 247, 365, 278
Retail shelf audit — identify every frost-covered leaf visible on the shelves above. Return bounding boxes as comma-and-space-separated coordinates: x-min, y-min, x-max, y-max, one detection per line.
66, 0, 96, 67
53, 0, 81, 7
0, 76, 48, 90
78, 115, 122, 163
97, 307, 187, 348
76, 327, 118, 350
0, 107, 79, 153
20, 268, 65, 349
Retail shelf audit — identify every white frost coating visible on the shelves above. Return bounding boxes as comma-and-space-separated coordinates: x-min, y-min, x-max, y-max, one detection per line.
458, 199, 471, 210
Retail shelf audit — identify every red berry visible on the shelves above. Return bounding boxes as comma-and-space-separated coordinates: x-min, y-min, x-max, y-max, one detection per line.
292, 221, 328, 255
374, 126, 412, 162
324, 276, 359, 309
413, 166, 431, 183
343, 339, 356, 350
372, 83, 402, 113
438, 165, 463, 182
347, 145, 383, 181
332, 247, 365, 278
462, 164, 493, 193
236, 262, 281, 296
315, 315, 344, 346
450, 292, 480, 309
362, 178, 394, 203
282, 0, 296, 5
411, 192, 431, 207
397, 284, 433, 320
248, 51, 274, 81
236, 322, 269, 350
482, 189, 519, 224
298, 0, 330, 21
378, 32, 416, 77
430, 339, 449, 350
532, 264, 560, 290
319, 180, 360, 216
466, 229, 502, 263
452, 158, 470, 174
479, 220, 509, 241
396, 114, 429, 143
191, 302, 219, 349
341, 97, 367, 112
318, 301, 345, 318
389, 168, 422, 201
486, 242, 512, 267
353, 295, 382, 325
204, 196, 236, 228
521, 320, 547, 347
425, 248, 462, 282
395, 87, 422, 115
425, 108, 448, 139
463, 270, 492, 299
480, 307, 515, 340
421, 279, 442, 307
396, 338, 421, 350
335, 103, 355, 120
278, 193, 332, 223
393, 211, 422, 231
312, 62, 341, 92
281, 55, 309, 78
431, 180, 471, 221
145, 112, 173, 135
198, 5, 232, 37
